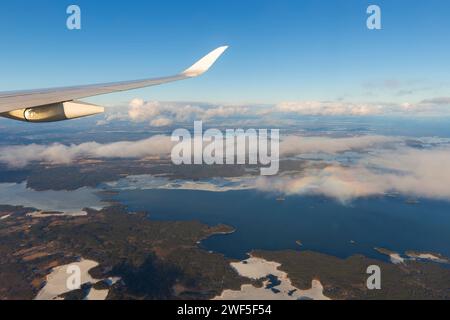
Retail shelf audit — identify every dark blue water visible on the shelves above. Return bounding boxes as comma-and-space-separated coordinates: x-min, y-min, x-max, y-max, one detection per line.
111, 189, 450, 261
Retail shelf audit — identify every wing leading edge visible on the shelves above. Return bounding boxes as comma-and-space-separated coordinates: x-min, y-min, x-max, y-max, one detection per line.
0, 46, 228, 116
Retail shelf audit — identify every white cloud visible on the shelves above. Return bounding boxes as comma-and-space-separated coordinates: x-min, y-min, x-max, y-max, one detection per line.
276, 101, 386, 116
0, 135, 174, 167
150, 117, 174, 127
100, 100, 250, 126
279, 135, 399, 156
275, 98, 450, 117
0, 133, 396, 168
2, 132, 450, 203
255, 166, 385, 203
256, 146, 450, 203
97, 96, 450, 127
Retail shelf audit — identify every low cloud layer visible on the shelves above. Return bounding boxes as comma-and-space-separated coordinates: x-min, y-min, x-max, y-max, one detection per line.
0, 134, 401, 168
100, 99, 251, 127
98, 96, 450, 127
276, 97, 450, 116
276, 101, 387, 116
256, 147, 450, 203
0, 135, 173, 167
279, 135, 399, 156
2, 134, 450, 203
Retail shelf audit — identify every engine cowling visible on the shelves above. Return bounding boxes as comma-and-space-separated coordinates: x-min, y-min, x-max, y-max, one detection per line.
1, 101, 104, 122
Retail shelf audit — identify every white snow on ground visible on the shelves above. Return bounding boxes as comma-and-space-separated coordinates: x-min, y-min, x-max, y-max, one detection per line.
214, 256, 330, 300
85, 288, 109, 301
388, 253, 405, 265
27, 211, 88, 218
406, 252, 448, 264
35, 259, 118, 300
105, 175, 255, 192
84, 277, 122, 301
376, 248, 448, 265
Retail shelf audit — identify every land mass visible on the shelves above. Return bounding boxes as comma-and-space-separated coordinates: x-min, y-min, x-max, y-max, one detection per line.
253, 250, 450, 300
0, 205, 245, 300
1, 204, 449, 300
0, 159, 319, 191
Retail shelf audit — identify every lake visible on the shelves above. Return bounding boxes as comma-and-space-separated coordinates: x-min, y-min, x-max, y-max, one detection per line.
111, 189, 450, 261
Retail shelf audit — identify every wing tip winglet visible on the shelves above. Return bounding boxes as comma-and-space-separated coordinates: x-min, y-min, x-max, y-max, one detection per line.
182, 46, 229, 77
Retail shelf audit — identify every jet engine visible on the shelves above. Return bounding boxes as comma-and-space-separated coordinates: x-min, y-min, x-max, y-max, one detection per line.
0, 101, 104, 122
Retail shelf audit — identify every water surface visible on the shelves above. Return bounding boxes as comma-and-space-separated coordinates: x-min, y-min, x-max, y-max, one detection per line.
112, 189, 450, 260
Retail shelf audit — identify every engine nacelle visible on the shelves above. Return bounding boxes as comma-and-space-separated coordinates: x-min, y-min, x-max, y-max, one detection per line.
1, 101, 104, 122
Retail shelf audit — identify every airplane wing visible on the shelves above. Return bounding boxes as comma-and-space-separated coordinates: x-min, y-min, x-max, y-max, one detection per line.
0, 46, 228, 122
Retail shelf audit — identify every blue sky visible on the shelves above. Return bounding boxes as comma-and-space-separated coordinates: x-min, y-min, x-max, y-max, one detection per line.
0, 0, 449, 105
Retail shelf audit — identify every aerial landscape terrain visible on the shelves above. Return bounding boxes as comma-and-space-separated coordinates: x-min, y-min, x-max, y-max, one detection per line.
1, 0, 450, 301
1, 114, 450, 300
